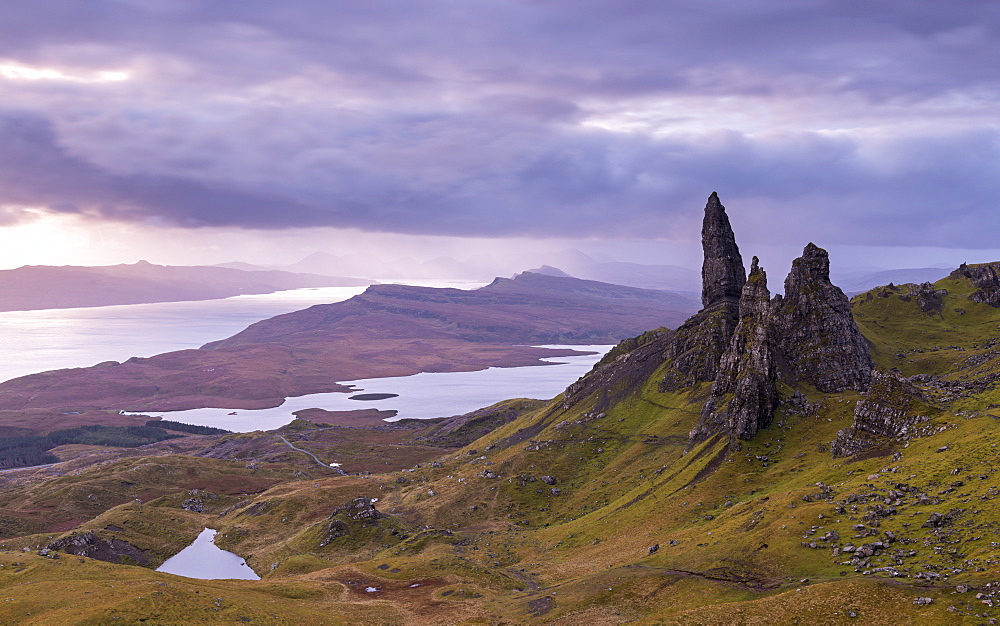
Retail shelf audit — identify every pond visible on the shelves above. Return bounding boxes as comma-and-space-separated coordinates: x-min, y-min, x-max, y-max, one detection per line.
155, 528, 260, 580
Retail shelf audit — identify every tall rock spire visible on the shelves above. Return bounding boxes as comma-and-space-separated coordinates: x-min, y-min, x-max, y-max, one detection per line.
660, 193, 745, 390
701, 192, 746, 308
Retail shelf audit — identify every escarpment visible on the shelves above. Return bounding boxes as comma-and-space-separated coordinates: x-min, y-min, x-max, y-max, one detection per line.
951, 261, 1000, 307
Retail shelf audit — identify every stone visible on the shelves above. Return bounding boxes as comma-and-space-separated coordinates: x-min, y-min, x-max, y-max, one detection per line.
950, 262, 1000, 307
662, 193, 745, 390
906, 282, 948, 313
701, 192, 746, 308
331, 497, 384, 522
831, 370, 930, 457
773, 243, 873, 392
691, 257, 778, 444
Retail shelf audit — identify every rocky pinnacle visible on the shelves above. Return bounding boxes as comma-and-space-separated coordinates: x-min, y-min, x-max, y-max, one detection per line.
690, 256, 778, 445
774, 243, 873, 392
701, 192, 746, 309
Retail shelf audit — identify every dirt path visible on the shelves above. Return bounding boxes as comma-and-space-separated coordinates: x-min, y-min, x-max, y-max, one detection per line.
275, 435, 344, 473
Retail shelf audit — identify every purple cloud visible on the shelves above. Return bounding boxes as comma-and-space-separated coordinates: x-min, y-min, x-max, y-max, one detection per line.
0, 1, 997, 248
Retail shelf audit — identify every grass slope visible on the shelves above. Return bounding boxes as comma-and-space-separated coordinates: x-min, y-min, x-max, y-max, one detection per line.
2, 272, 1000, 622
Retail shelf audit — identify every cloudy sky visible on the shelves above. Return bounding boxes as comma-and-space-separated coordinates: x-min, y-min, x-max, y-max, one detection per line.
0, 0, 998, 277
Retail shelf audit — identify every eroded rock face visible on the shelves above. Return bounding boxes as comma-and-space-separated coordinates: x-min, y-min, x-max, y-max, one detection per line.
701, 192, 746, 308
661, 193, 744, 390
831, 371, 931, 457
691, 257, 778, 444
660, 304, 739, 390
951, 262, 1000, 307
773, 243, 873, 393
46, 531, 149, 565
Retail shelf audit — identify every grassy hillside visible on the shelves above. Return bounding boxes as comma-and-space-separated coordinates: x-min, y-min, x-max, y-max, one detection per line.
1, 270, 1000, 622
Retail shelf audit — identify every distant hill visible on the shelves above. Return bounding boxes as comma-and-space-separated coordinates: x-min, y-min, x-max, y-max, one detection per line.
835, 266, 952, 295
0, 261, 370, 312
533, 249, 701, 292
0, 272, 699, 414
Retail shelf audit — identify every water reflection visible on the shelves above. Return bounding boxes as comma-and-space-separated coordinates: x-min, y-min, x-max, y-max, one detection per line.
156, 528, 260, 580
0, 280, 487, 383
147, 345, 612, 432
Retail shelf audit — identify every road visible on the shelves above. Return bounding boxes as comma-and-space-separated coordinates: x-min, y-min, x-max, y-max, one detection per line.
275, 435, 345, 473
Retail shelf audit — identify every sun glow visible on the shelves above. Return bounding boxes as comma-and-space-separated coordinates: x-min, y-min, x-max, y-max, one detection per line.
0, 62, 129, 83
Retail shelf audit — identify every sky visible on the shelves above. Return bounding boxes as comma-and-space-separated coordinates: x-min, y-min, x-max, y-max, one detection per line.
0, 0, 998, 279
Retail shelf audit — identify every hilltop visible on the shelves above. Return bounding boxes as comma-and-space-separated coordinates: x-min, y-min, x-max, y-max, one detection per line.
2, 194, 1000, 623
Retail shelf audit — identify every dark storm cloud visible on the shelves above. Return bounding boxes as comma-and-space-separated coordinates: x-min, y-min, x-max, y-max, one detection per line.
1, 1, 998, 246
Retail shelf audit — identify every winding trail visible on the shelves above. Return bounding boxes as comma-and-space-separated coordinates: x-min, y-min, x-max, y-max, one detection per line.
275, 435, 344, 473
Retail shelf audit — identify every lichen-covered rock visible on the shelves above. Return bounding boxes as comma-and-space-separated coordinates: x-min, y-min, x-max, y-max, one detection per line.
660, 303, 739, 390
318, 497, 385, 547
692, 257, 778, 444
831, 370, 931, 457
904, 282, 948, 313
46, 531, 149, 565
950, 261, 1000, 307
773, 243, 873, 392
332, 497, 384, 522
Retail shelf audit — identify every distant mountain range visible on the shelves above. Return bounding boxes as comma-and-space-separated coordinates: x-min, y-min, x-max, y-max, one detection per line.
0, 261, 369, 312
219, 249, 703, 292
224, 249, 951, 296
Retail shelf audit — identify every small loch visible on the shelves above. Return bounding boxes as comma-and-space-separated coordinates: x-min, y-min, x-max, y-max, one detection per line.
156, 528, 260, 580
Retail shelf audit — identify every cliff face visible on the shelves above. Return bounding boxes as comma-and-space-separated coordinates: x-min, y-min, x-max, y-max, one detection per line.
773, 243, 873, 393
692, 257, 778, 444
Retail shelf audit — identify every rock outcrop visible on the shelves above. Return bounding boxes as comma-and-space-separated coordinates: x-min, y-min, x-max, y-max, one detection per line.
951, 262, 1000, 307
831, 371, 933, 457
565, 195, 875, 450
692, 258, 779, 444
46, 531, 149, 565
319, 497, 385, 547
773, 243, 873, 393
661, 193, 744, 390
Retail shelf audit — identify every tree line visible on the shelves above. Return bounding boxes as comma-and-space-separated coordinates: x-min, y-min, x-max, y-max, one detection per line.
0, 425, 184, 470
